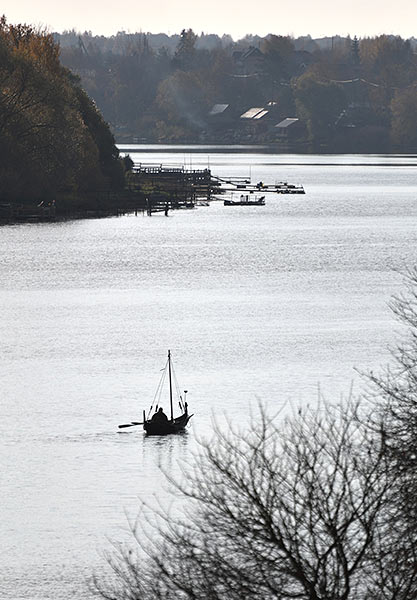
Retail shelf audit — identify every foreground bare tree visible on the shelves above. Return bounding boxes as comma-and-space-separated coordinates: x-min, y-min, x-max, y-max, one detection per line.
368, 267, 417, 463
365, 267, 417, 591
97, 397, 416, 600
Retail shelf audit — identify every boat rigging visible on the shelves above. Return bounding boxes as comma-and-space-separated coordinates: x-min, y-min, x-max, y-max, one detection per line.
118, 350, 193, 435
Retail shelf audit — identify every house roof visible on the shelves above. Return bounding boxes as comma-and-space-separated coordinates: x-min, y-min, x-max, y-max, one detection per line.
241, 46, 264, 60
209, 104, 230, 116
240, 107, 267, 119
275, 118, 299, 128
253, 109, 269, 119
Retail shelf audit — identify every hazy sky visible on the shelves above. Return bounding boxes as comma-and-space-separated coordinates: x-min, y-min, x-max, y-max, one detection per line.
2, 0, 416, 39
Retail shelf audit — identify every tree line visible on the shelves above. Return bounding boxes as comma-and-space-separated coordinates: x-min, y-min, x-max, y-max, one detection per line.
57, 29, 417, 151
97, 269, 417, 599
0, 17, 125, 209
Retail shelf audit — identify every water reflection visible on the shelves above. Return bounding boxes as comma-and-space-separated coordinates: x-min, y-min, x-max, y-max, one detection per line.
141, 430, 191, 470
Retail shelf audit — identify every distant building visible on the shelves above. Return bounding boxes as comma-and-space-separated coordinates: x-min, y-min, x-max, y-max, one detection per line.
209, 103, 230, 116
207, 103, 236, 133
288, 50, 314, 76
205, 102, 306, 144
239, 106, 271, 139
274, 118, 306, 143
275, 117, 299, 129
233, 46, 266, 76
240, 107, 269, 120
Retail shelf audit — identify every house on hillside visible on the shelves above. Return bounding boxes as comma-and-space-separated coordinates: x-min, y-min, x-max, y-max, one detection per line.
240, 107, 269, 120
208, 104, 234, 122
206, 104, 236, 137
288, 50, 314, 76
239, 106, 271, 139
209, 104, 230, 116
233, 46, 266, 76
274, 118, 306, 144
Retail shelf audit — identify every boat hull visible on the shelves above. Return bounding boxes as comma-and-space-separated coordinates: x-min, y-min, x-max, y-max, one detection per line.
224, 199, 265, 206
143, 412, 192, 436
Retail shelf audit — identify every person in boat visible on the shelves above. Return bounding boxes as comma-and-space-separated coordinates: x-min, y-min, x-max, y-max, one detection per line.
152, 407, 168, 423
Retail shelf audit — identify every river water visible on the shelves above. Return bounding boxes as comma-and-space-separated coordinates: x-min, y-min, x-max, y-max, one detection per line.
1, 149, 417, 599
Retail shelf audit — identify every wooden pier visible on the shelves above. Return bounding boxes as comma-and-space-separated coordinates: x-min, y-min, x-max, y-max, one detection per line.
126, 163, 304, 213
0, 164, 304, 223
211, 175, 305, 195
0, 201, 57, 222
127, 164, 221, 211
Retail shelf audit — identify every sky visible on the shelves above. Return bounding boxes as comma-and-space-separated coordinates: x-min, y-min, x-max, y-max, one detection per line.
1, 0, 416, 40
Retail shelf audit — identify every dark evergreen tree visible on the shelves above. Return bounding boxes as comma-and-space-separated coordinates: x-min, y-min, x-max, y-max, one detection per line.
351, 35, 361, 67
173, 28, 197, 71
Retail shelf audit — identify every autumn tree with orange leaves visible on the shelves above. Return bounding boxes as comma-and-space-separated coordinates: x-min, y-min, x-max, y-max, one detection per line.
0, 16, 124, 207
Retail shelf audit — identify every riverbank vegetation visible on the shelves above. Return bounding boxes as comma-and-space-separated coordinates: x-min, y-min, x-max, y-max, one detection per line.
0, 17, 126, 213
97, 270, 417, 599
57, 29, 417, 152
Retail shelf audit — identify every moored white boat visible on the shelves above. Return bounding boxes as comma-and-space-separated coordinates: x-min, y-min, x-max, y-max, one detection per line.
223, 194, 266, 206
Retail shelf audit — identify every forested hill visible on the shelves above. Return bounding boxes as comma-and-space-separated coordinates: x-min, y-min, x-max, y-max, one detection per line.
57, 29, 417, 152
0, 17, 125, 208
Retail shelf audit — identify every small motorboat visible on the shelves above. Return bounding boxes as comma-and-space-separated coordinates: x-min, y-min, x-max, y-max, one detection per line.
224, 194, 266, 206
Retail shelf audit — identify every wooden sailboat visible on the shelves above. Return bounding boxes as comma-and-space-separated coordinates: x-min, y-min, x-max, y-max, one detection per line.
142, 350, 193, 435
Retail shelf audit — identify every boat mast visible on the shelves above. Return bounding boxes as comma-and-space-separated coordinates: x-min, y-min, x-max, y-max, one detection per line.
168, 349, 173, 421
